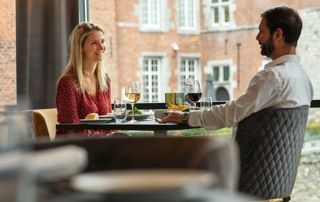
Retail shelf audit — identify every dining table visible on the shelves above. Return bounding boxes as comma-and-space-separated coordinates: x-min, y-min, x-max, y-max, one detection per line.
56, 117, 199, 136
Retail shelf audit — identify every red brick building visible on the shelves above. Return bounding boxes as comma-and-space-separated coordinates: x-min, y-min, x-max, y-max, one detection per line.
0, 0, 16, 106
89, 0, 320, 102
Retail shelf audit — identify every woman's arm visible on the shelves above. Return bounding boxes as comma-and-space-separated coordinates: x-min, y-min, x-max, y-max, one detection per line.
56, 76, 80, 123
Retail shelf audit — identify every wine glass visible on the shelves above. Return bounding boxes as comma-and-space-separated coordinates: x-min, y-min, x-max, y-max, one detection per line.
187, 80, 202, 108
201, 96, 213, 111
125, 81, 140, 122
114, 100, 127, 123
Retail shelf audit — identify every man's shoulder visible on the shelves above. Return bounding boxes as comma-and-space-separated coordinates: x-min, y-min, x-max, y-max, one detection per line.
254, 68, 277, 81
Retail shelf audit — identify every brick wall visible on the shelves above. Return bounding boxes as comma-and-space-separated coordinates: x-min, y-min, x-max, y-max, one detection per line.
88, 0, 320, 101
0, 0, 16, 106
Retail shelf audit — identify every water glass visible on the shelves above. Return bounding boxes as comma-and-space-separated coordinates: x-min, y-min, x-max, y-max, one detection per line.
201, 97, 213, 111
114, 100, 127, 123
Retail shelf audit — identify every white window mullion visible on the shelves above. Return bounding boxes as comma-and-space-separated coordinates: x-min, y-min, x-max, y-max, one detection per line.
179, 57, 200, 91
178, 0, 197, 30
142, 57, 161, 102
189, 0, 195, 28
210, 0, 231, 27
141, 0, 161, 30
147, 59, 152, 102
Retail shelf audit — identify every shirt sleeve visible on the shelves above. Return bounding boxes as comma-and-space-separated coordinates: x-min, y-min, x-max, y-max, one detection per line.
56, 76, 80, 123
188, 70, 281, 130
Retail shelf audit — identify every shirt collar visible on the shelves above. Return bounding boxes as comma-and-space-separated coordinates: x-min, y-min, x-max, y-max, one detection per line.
264, 55, 300, 69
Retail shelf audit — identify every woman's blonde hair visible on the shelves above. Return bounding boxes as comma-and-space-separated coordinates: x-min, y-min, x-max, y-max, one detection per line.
60, 22, 108, 93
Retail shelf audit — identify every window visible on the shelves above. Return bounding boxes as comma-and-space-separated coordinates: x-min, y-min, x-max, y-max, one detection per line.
179, 57, 200, 91
213, 66, 220, 81
142, 57, 162, 102
213, 64, 230, 82
209, 62, 232, 101
209, 0, 232, 27
141, 0, 161, 29
177, 0, 197, 31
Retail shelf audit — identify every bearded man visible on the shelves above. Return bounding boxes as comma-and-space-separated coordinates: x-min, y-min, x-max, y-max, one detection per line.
161, 6, 313, 132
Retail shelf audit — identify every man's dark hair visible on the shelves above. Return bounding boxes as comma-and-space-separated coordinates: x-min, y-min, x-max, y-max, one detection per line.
261, 6, 302, 46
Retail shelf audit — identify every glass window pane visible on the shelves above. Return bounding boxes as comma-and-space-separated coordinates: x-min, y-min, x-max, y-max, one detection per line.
213, 66, 220, 81
187, 0, 194, 27
223, 66, 230, 81
181, 60, 186, 72
142, 0, 148, 24
224, 6, 230, 22
151, 0, 158, 25
178, 0, 185, 27
143, 60, 148, 71
212, 7, 219, 23
189, 60, 195, 72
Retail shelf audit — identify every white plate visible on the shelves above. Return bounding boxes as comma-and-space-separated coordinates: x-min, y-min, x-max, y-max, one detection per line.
80, 118, 112, 122
71, 169, 216, 193
99, 113, 114, 119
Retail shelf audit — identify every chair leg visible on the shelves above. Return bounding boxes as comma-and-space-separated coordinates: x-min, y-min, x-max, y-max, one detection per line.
283, 196, 290, 202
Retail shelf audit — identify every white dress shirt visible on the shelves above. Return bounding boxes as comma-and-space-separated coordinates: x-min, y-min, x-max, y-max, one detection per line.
188, 55, 314, 130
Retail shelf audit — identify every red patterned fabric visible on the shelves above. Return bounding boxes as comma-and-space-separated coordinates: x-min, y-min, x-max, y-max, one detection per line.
56, 72, 113, 136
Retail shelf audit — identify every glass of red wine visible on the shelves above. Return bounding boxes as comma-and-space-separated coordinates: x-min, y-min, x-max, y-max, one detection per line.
187, 80, 202, 108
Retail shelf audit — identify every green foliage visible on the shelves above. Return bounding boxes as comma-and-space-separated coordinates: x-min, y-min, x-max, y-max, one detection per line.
306, 121, 320, 136
168, 127, 232, 137
128, 106, 142, 115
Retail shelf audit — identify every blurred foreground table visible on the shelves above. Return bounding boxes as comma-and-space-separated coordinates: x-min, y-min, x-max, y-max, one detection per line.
57, 119, 199, 136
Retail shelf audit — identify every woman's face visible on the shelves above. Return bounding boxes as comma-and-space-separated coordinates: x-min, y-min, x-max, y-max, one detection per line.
82, 30, 105, 62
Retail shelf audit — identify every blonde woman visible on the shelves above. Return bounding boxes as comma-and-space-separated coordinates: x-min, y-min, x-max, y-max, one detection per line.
56, 22, 113, 136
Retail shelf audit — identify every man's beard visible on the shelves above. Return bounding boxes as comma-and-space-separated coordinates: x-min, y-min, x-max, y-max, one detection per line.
260, 36, 275, 57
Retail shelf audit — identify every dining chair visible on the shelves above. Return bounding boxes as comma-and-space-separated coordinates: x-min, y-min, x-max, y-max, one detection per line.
32, 108, 57, 141
235, 106, 309, 202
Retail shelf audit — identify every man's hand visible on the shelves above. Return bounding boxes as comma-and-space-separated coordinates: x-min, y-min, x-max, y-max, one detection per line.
159, 111, 185, 124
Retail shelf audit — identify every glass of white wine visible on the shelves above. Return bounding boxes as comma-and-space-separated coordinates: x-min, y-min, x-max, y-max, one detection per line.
125, 81, 140, 122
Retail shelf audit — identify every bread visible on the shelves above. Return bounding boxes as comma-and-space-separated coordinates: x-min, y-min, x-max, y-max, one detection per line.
85, 113, 99, 120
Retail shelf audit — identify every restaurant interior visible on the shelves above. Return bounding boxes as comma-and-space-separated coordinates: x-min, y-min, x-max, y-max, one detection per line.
0, 0, 320, 202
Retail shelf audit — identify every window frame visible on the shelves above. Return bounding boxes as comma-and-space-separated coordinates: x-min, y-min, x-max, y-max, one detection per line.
178, 55, 202, 92
79, 0, 89, 22
142, 57, 162, 102
139, 0, 168, 32
140, 52, 168, 102
206, 0, 234, 29
205, 59, 235, 100
177, 0, 200, 34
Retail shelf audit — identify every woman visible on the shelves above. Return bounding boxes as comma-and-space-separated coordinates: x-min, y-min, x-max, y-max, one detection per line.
56, 22, 112, 136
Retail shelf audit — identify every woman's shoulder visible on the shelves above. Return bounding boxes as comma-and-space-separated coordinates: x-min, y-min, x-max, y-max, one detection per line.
58, 73, 77, 88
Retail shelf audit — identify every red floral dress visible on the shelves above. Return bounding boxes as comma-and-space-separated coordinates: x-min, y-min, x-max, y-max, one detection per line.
56, 73, 113, 136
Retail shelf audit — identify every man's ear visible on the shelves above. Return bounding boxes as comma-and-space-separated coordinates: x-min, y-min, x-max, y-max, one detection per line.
273, 28, 283, 41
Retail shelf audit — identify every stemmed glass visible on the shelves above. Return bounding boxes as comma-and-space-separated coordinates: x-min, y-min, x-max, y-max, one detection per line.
125, 81, 140, 122
186, 79, 202, 108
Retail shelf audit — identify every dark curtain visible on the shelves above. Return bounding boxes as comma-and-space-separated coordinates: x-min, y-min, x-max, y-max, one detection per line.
16, 0, 79, 109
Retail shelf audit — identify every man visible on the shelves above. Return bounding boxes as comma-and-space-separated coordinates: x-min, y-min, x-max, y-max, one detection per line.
161, 6, 313, 131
